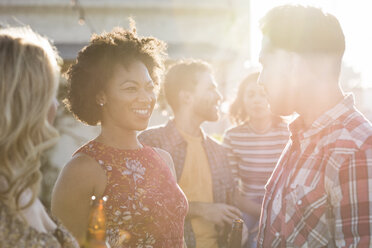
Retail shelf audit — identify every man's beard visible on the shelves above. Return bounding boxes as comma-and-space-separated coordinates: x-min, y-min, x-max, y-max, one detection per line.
193, 102, 219, 122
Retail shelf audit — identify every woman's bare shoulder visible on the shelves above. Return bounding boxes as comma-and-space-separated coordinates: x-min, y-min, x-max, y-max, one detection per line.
61, 152, 104, 179
53, 152, 106, 198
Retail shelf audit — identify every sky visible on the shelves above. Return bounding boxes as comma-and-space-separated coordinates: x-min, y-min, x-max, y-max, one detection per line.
250, 0, 372, 88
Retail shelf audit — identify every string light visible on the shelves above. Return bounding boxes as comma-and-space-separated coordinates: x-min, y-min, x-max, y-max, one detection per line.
70, 0, 95, 33
78, 18, 85, 25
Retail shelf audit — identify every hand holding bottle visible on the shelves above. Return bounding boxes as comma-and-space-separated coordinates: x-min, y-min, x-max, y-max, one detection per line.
84, 196, 111, 248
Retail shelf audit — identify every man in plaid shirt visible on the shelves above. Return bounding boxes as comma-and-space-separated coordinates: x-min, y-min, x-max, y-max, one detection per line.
257, 5, 372, 247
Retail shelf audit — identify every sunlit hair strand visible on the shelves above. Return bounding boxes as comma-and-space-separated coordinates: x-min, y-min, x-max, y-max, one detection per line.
0, 26, 60, 210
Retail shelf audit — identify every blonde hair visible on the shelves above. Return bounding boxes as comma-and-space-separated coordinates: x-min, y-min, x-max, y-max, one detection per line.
0, 27, 60, 210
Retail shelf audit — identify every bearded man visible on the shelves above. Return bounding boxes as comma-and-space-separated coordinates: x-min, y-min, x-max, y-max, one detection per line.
139, 59, 243, 248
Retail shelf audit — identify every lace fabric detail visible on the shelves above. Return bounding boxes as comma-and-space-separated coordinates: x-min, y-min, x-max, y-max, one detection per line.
77, 141, 188, 248
0, 201, 79, 248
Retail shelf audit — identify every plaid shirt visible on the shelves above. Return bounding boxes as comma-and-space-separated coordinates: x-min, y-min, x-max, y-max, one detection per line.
258, 95, 372, 247
139, 120, 235, 248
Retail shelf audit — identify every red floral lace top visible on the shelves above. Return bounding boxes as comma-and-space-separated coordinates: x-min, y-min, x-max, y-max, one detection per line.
77, 141, 188, 248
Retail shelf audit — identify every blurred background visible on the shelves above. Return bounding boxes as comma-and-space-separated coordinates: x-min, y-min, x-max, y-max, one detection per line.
1, 0, 371, 208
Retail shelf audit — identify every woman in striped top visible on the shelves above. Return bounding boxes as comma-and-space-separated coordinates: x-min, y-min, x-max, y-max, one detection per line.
223, 72, 289, 248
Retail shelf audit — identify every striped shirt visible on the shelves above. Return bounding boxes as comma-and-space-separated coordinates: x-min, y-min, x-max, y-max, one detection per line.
258, 94, 372, 247
223, 122, 289, 199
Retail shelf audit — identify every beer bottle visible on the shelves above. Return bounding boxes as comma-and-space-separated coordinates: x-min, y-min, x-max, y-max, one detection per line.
219, 188, 235, 245
84, 195, 111, 248
227, 218, 244, 248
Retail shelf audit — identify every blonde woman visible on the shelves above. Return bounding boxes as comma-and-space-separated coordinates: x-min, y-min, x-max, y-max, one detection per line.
0, 27, 79, 248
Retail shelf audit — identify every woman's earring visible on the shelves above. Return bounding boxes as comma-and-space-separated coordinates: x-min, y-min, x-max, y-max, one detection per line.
99, 103, 104, 107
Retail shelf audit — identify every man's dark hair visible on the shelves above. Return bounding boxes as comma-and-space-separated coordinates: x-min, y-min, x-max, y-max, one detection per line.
260, 5, 345, 57
65, 25, 167, 125
163, 59, 212, 113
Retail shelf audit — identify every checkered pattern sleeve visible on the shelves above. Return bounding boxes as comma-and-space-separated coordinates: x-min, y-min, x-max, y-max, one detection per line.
326, 144, 372, 247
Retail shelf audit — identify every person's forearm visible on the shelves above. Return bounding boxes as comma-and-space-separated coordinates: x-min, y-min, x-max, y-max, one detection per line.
187, 201, 207, 219
236, 195, 262, 218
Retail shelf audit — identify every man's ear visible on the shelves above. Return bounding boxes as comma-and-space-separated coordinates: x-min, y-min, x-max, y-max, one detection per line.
96, 91, 107, 106
179, 90, 193, 105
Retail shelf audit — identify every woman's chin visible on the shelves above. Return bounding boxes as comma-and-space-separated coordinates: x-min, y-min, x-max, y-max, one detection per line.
135, 122, 150, 132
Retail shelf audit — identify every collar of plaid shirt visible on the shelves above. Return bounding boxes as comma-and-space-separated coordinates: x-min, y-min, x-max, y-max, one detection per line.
289, 94, 355, 145
166, 119, 208, 145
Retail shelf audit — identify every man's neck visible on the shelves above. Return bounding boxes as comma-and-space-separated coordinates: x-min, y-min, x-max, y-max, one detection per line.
297, 86, 344, 128
173, 111, 203, 137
